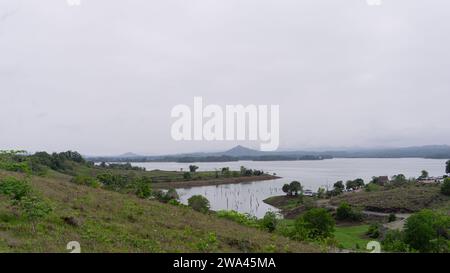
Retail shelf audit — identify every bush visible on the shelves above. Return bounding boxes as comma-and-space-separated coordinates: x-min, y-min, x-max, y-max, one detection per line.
441, 178, 450, 196
388, 213, 397, 222
382, 230, 411, 253
336, 202, 363, 222
404, 209, 450, 253
0, 176, 32, 202
216, 210, 259, 228
188, 195, 210, 213
20, 195, 52, 232
294, 208, 335, 240
154, 188, 179, 203
365, 182, 381, 192
260, 211, 278, 232
367, 224, 381, 239
135, 181, 152, 199
183, 172, 192, 180
71, 175, 101, 188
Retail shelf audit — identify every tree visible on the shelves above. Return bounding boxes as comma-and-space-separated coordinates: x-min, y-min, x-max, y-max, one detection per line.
419, 170, 429, 180
289, 181, 303, 196
317, 187, 326, 199
441, 178, 450, 196
345, 180, 356, 191
391, 174, 407, 186
446, 160, 450, 175
282, 184, 291, 196
404, 210, 450, 253
189, 165, 199, 173
354, 178, 365, 188
295, 208, 335, 240
333, 181, 345, 193
188, 195, 210, 213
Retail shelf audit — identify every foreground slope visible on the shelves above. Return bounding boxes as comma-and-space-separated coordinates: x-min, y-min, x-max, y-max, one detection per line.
0, 171, 318, 253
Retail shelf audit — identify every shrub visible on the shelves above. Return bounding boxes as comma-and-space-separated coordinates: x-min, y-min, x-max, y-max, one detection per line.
367, 224, 381, 239
404, 209, 450, 253
336, 202, 363, 222
365, 182, 381, 192
0, 176, 32, 202
382, 230, 411, 253
388, 213, 397, 222
154, 188, 179, 203
71, 175, 101, 188
135, 181, 152, 199
188, 195, 210, 213
183, 172, 192, 180
260, 211, 278, 232
336, 202, 352, 220
20, 195, 52, 232
216, 210, 259, 228
294, 208, 335, 240
441, 178, 450, 196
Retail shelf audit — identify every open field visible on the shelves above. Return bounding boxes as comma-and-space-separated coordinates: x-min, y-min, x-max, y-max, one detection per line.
333, 225, 371, 251
0, 170, 318, 253
330, 184, 450, 213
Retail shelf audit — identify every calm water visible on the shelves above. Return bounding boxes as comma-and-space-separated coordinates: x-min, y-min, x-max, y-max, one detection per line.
132, 158, 447, 217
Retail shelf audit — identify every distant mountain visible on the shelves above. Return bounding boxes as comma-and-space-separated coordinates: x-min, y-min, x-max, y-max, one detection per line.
222, 145, 264, 157
118, 152, 142, 158
86, 145, 450, 162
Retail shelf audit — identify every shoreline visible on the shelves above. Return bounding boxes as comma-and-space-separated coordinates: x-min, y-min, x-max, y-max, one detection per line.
152, 174, 281, 189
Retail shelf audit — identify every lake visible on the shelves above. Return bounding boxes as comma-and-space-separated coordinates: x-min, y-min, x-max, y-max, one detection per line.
132, 158, 447, 218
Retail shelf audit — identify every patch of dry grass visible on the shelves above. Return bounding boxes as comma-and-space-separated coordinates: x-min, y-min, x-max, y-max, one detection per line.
330, 184, 450, 213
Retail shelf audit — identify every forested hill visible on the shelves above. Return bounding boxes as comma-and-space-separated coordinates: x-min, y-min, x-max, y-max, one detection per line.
86, 145, 450, 163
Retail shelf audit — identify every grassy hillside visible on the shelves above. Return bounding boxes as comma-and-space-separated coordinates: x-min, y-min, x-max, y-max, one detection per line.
0, 170, 318, 253
330, 184, 450, 213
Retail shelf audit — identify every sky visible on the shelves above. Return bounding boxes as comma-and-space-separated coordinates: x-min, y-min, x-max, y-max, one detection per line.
1, 0, 450, 155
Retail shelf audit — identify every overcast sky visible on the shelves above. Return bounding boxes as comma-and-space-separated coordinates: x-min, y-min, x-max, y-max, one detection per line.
1, 0, 450, 155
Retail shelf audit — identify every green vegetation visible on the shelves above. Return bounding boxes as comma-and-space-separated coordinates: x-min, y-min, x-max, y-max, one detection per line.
0, 151, 319, 253
189, 165, 199, 173
187, 195, 210, 213
446, 160, 450, 174
382, 210, 450, 253
333, 225, 370, 250
293, 208, 335, 241
0, 170, 318, 253
345, 178, 365, 191
216, 211, 279, 233
336, 202, 363, 222
281, 181, 303, 196
441, 178, 450, 196
0, 176, 52, 233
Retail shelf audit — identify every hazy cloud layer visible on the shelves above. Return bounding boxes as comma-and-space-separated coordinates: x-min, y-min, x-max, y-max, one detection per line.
1, 0, 450, 155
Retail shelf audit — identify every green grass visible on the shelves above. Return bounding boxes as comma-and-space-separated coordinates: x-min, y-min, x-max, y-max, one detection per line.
0, 170, 318, 253
334, 225, 370, 251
